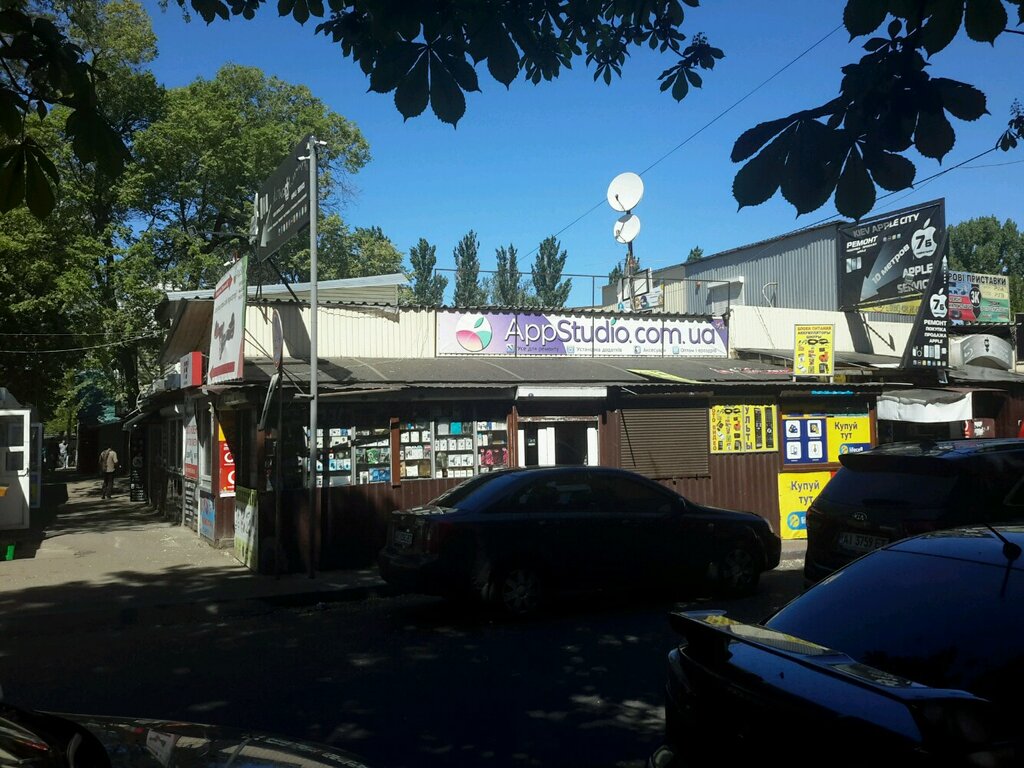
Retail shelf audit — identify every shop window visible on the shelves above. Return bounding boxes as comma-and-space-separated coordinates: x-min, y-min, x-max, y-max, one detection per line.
476, 420, 509, 473
435, 420, 475, 479
399, 420, 433, 480
325, 427, 353, 486
353, 426, 390, 484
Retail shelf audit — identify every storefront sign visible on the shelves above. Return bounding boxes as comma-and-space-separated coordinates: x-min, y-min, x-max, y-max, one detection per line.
963, 418, 996, 438
782, 413, 872, 465
199, 490, 215, 541
254, 134, 311, 260
208, 255, 247, 384
218, 425, 235, 496
437, 311, 728, 358
234, 486, 258, 570
182, 476, 198, 531
777, 471, 834, 540
183, 412, 199, 480
709, 404, 778, 453
901, 252, 949, 370
793, 324, 834, 377
948, 271, 1010, 324
179, 351, 203, 388
838, 200, 945, 314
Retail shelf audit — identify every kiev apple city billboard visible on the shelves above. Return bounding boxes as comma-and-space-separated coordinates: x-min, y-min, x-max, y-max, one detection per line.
436, 311, 728, 357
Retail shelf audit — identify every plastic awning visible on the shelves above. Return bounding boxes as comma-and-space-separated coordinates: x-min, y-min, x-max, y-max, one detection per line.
877, 389, 972, 423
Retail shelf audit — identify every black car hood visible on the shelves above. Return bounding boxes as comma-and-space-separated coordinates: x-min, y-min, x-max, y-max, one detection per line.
38, 712, 372, 768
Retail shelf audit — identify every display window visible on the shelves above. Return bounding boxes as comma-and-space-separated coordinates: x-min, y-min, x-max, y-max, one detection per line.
476, 420, 509, 473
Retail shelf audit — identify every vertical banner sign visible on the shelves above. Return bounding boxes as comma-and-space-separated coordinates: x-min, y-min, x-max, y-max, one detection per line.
253, 134, 312, 260
208, 255, 248, 384
777, 471, 834, 540
793, 324, 834, 377
218, 425, 235, 496
837, 200, 945, 315
901, 249, 949, 370
234, 486, 259, 570
183, 411, 199, 480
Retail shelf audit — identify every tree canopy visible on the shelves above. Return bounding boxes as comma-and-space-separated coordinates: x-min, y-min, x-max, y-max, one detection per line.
491, 243, 528, 306
949, 216, 1024, 312
452, 230, 488, 305
407, 237, 448, 305
532, 235, 572, 308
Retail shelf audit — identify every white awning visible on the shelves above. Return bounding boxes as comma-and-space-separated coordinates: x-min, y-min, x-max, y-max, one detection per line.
877, 389, 972, 423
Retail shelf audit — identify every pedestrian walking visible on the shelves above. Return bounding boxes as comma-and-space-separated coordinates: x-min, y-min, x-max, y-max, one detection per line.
58, 438, 68, 469
99, 446, 119, 498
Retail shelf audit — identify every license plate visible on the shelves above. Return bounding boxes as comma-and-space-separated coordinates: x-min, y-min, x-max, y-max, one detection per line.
837, 531, 887, 554
394, 529, 413, 548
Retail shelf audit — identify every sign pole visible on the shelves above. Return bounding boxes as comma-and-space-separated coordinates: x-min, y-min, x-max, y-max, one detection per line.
307, 136, 319, 579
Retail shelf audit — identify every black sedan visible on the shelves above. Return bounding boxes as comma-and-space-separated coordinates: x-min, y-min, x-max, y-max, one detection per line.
651, 525, 1024, 767
378, 466, 781, 615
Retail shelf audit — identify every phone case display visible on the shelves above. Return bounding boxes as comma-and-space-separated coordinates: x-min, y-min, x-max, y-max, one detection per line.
354, 427, 391, 484
476, 420, 509, 472
399, 420, 433, 479
326, 427, 353, 486
434, 420, 476, 478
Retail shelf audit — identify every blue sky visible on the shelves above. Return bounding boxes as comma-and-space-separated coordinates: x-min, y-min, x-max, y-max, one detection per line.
143, 1, 1023, 306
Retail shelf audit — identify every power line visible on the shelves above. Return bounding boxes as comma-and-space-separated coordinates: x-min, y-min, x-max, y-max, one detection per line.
0, 331, 134, 337
0, 333, 163, 354
960, 158, 1024, 169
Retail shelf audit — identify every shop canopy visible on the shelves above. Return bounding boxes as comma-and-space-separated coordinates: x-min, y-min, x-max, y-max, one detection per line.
877, 389, 973, 423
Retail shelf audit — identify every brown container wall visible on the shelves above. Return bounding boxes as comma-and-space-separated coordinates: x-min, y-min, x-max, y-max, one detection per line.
663, 452, 782, 533
995, 390, 1024, 438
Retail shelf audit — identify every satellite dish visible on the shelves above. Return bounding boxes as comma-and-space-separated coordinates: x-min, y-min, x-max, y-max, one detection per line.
607, 172, 644, 212
614, 214, 641, 244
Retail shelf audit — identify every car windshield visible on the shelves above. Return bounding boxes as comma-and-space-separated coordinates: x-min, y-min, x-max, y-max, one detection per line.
767, 545, 1024, 704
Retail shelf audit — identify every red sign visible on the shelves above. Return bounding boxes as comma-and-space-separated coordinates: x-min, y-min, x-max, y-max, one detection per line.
179, 351, 203, 388
963, 418, 995, 439
219, 426, 236, 496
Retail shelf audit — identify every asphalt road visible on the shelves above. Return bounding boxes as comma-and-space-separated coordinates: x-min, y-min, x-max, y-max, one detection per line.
1, 568, 805, 767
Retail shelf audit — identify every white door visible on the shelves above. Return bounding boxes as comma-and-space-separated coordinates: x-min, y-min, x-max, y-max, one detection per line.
586, 426, 599, 466
0, 410, 30, 530
537, 427, 556, 466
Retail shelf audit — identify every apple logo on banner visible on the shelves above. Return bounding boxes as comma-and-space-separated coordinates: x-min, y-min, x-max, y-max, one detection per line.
930, 289, 948, 319
912, 219, 938, 260
455, 314, 493, 352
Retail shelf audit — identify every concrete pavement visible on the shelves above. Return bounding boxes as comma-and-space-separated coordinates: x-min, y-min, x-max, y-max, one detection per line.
0, 470, 806, 637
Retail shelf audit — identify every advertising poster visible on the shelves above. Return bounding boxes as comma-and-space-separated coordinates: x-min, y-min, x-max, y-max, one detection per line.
218, 425, 236, 496
436, 311, 728, 358
901, 252, 949, 370
948, 271, 1011, 324
837, 200, 945, 313
783, 413, 873, 465
793, 324, 834, 377
183, 411, 199, 481
182, 477, 198, 531
199, 490, 215, 541
208, 255, 248, 384
709, 404, 778, 454
233, 486, 258, 570
777, 471, 834, 540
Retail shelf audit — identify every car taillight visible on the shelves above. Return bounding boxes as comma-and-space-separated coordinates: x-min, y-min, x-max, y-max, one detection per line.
424, 520, 454, 554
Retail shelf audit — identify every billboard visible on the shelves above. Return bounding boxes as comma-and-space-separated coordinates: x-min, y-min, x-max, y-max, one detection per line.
948, 271, 1011, 324
436, 311, 728, 358
208, 256, 247, 384
837, 200, 945, 314
793, 324, 834, 377
900, 251, 949, 370
253, 134, 311, 260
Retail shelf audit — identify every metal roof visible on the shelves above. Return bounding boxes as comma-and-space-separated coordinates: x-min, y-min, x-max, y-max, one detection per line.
737, 347, 902, 368
241, 356, 795, 387
163, 273, 408, 303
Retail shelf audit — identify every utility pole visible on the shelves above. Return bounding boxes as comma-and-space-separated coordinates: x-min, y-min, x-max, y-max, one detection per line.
306, 135, 319, 579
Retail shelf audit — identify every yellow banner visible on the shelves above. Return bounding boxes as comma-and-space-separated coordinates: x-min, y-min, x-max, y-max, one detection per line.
710, 404, 778, 454
826, 414, 872, 463
793, 324, 834, 377
777, 471, 834, 540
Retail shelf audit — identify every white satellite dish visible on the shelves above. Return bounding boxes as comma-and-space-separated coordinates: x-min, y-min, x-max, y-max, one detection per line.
614, 213, 641, 244
607, 172, 644, 212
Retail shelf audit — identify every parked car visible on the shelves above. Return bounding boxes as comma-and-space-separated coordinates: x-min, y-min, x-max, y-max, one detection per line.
378, 466, 781, 615
0, 700, 372, 767
650, 525, 1024, 767
804, 438, 1024, 584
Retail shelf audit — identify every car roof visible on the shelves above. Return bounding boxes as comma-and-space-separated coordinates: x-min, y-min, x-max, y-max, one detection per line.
885, 525, 1024, 570
840, 438, 1024, 470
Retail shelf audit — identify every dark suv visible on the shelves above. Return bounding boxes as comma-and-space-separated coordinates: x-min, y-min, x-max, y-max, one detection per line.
804, 438, 1024, 583
378, 466, 781, 615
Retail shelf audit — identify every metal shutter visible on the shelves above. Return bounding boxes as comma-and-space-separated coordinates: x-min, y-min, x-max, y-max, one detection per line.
619, 407, 709, 478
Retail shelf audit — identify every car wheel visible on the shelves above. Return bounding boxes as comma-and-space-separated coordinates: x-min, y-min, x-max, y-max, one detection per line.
497, 565, 544, 617
715, 544, 760, 597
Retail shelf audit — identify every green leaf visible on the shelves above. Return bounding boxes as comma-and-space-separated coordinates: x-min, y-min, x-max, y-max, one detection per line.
915, 109, 955, 159
447, 53, 480, 93
863, 149, 915, 191
844, 0, 888, 37
429, 50, 467, 125
921, 1, 963, 55
685, 69, 702, 88
965, 0, 1007, 42
0, 89, 23, 137
277, 0, 295, 18
731, 114, 796, 162
671, 70, 689, 100
474, 317, 484, 328
0, 144, 26, 213
291, 0, 309, 24
394, 51, 429, 119
24, 148, 56, 218
486, 27, 520, 86
732, 129, 790, 209
781, 121, 844, 214
934, 77, 987, 121
835, 147, 875, 220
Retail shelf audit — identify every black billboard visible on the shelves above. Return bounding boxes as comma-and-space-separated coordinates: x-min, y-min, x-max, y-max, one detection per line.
254, 134, 312, 260
837, 200, 946, 314
900, 248, 949, 370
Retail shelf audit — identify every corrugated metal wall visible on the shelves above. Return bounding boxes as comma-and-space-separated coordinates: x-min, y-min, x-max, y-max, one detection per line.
246, 304, 435, 359
728, 305, 913, 354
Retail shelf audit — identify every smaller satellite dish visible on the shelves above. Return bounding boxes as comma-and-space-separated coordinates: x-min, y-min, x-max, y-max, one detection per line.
607, 172, 644, 212
614, 214, 641, 244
